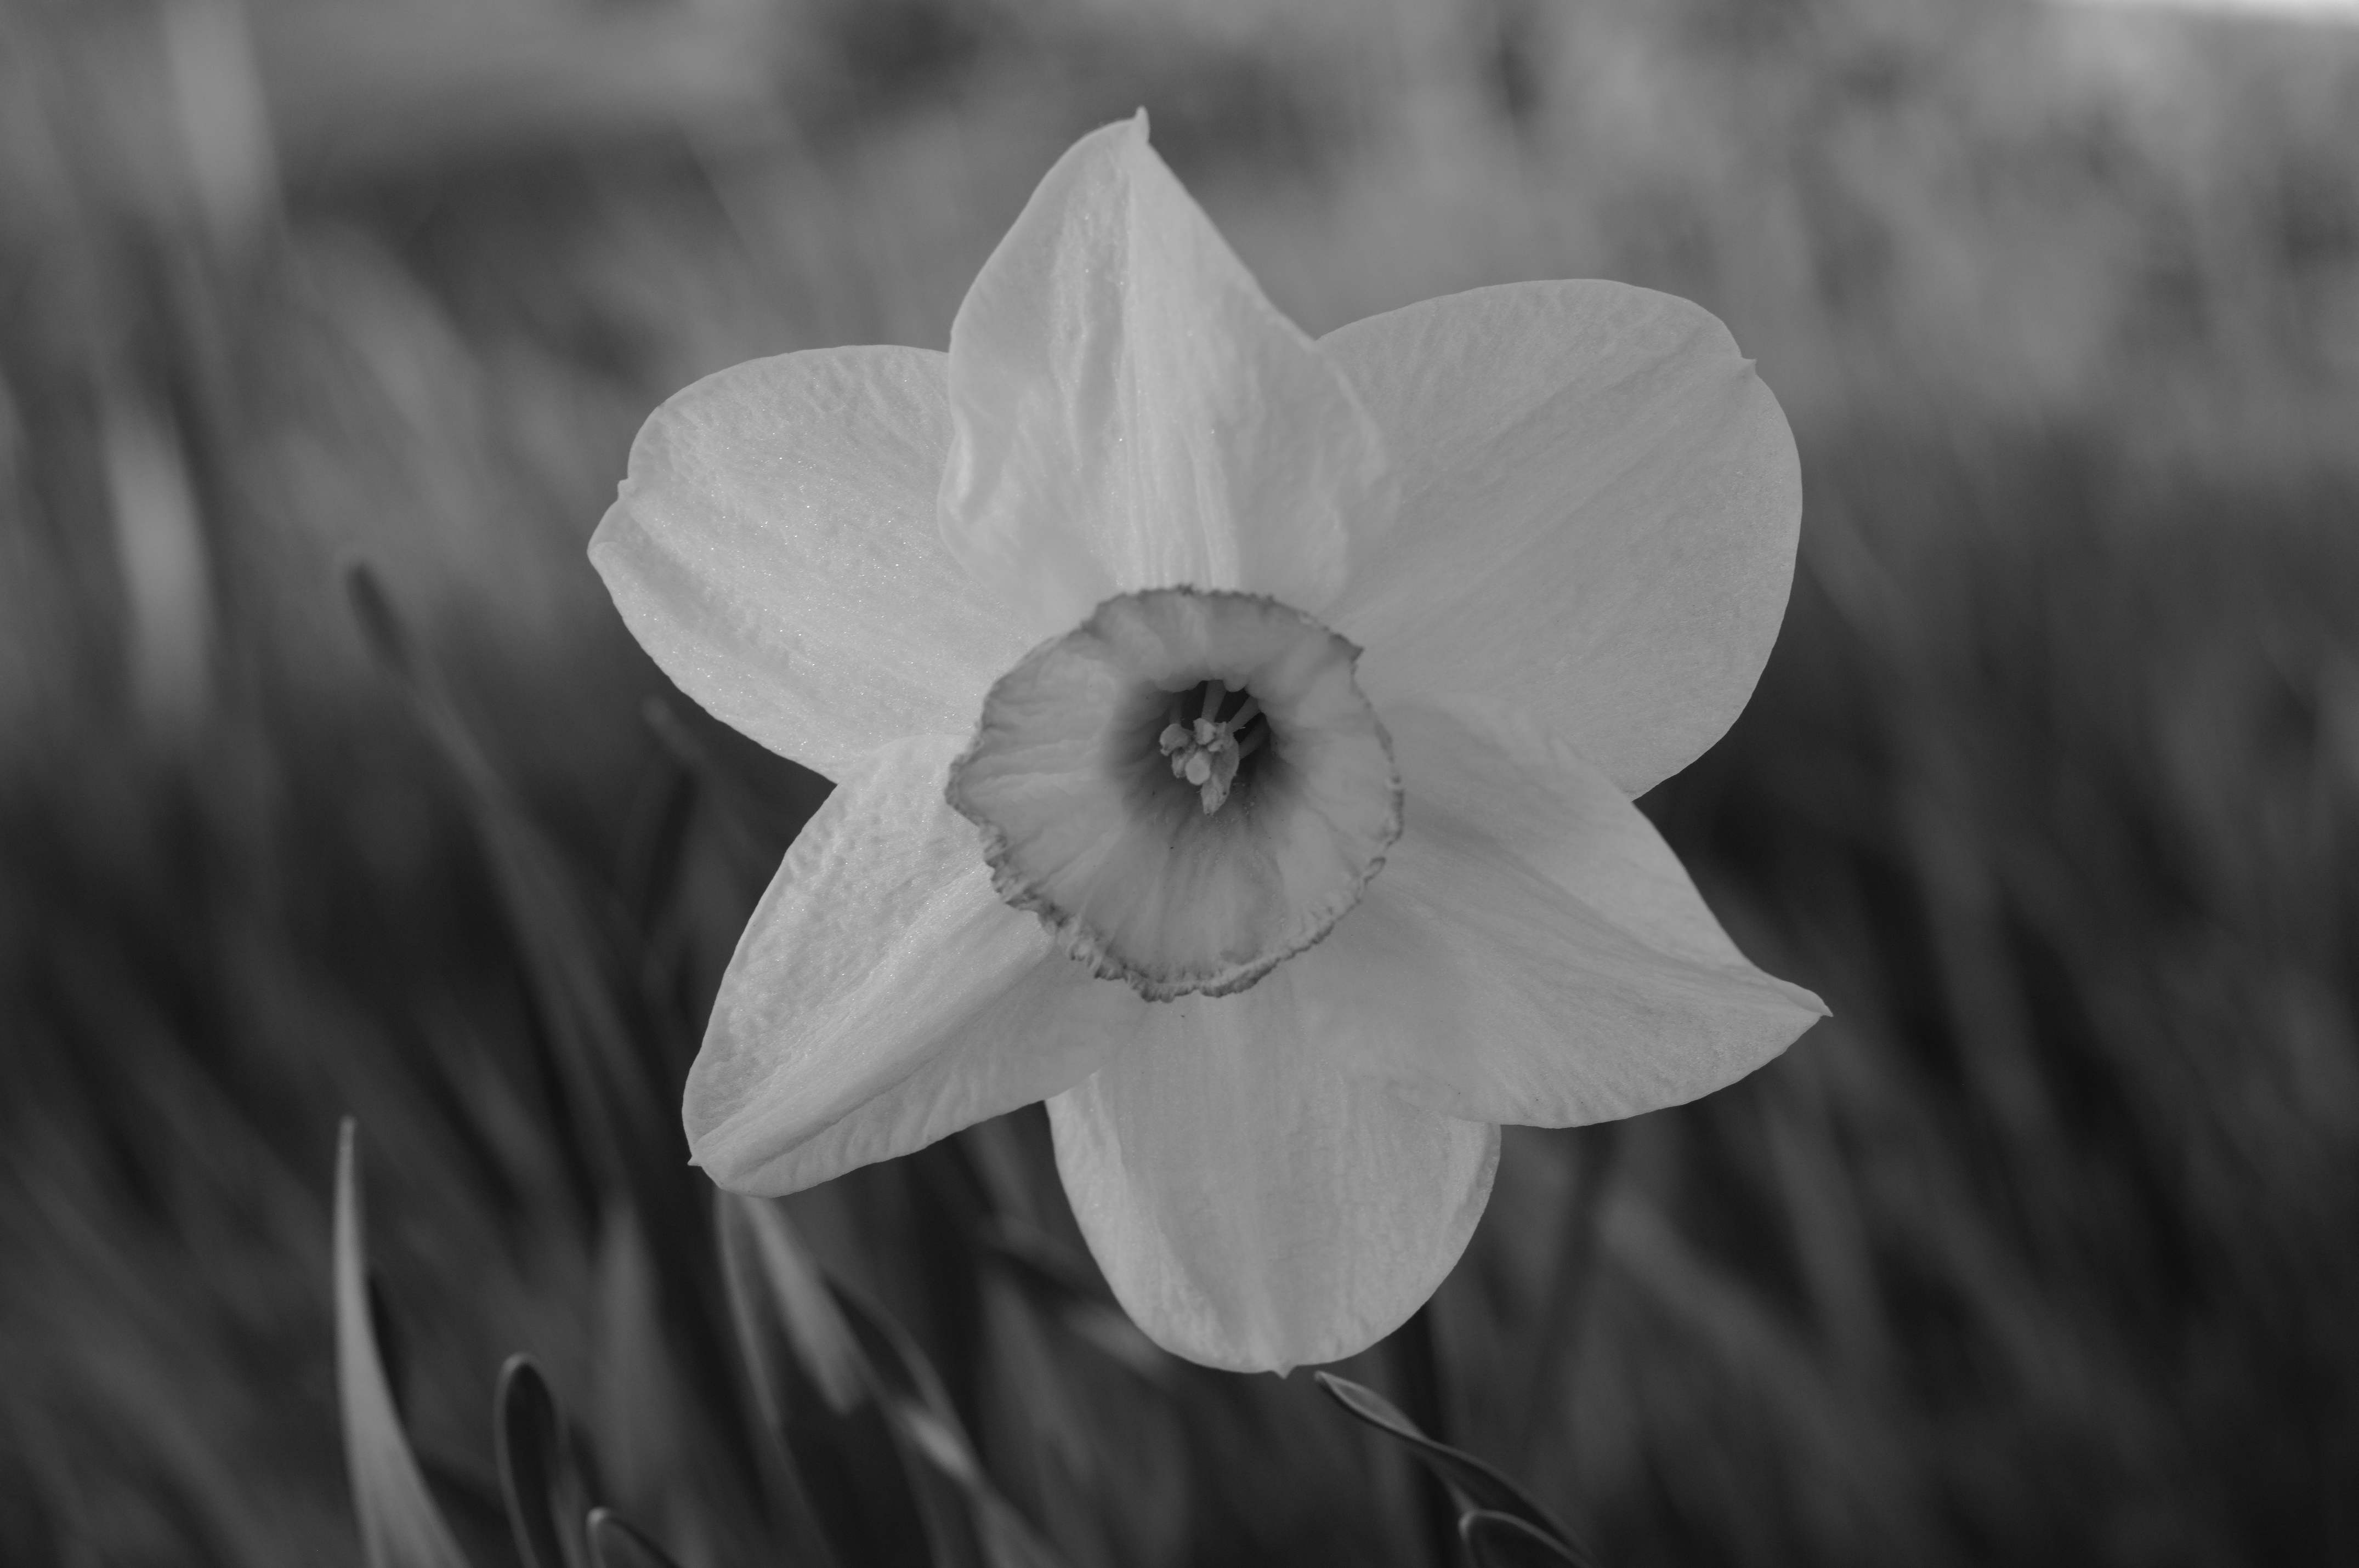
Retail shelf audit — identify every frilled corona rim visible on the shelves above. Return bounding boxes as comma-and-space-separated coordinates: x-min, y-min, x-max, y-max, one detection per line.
947, 588, 1402, 1000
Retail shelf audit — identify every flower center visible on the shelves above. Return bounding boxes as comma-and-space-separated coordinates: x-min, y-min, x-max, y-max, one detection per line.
948, 589, 1400, 1000
1156, 680, 1267, 814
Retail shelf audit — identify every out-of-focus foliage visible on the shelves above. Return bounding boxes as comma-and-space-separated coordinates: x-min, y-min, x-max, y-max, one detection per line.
3, 1, 2356, 1564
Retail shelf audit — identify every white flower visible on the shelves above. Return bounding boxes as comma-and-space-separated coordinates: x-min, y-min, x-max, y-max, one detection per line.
591, 114, 1826, 1373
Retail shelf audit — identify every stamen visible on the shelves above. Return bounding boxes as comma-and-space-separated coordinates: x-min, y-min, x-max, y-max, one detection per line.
1154, 678, 1272, 815
1200, 737, 1244, 813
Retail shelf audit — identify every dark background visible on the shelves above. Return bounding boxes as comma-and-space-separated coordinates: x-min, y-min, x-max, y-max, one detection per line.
4, 1, 2357, 1564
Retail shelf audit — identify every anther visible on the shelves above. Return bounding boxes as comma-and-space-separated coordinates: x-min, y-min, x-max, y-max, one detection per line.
1154, 679, 1273, 815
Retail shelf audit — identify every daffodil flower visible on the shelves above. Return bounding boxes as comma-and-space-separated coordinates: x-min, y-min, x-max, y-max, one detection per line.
592, 115, 1826, 1372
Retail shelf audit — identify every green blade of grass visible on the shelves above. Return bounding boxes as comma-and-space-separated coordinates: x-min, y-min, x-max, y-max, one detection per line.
825, 1276, 1072, 1568
344, 560, 670, 1205
584, 1509, 685, 1568
494, 1356, 594, 1568
716, 1191, 923, 1568
334, 1119, 472, 1568
1460, 1508, 1593, 1568
1312, 1372, 1580, 1556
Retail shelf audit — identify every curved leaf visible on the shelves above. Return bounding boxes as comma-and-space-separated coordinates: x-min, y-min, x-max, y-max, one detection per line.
1312, 1372, 1579, 1553
716, 1192, 923, 1568
495, 1356, 593, 1568
585, 1509, 685, 1568
826, 1279, 1070, 1568
1461, 1509, 1596, 1568
334, 1120, 472, 1568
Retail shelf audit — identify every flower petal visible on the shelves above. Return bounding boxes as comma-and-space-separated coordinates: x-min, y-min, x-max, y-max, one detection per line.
1047, 992, 1499, 1373
1290, 701, 1826, 1127
1320, 280, 1802, 797
591, 345, 1032, 780
688, 734, 1142, 1194
940, 113, 1388, 635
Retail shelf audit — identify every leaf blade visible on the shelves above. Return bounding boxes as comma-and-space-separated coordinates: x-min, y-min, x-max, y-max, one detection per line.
826, 1278, 1072, 1568
715, 1192, 923, 1568
334, 1119, 472, 1568
1461, 1509, 1595, 1568
1312, 1372, 1581, 1555
495, 1356, 594, 1568
585, 1509, 686, 1568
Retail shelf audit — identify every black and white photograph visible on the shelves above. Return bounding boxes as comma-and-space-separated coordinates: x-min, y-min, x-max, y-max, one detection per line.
3, 1, 2355, 1563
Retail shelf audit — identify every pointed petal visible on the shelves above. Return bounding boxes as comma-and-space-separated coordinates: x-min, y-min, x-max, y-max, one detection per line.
1321, 281, 1802, 797
1048, 994, 1498, 1373
1291, 700, 1826, 1127
592, 345, 1031, 780
942, 114, 1387, 634
688, 734, 1141, 1194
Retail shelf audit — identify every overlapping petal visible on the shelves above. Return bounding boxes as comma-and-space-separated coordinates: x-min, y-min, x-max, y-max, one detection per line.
1320, 281, 1802, 798
1287, 701, 1825, 1127
591, 345, 1031, 780
939, 113, 1389, 637
688, 735, 1143, 1195
1047, 990, 1498, 1373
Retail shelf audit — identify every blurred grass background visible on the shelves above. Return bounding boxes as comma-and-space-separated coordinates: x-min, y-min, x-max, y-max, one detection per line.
4, 0, 2358, 1563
